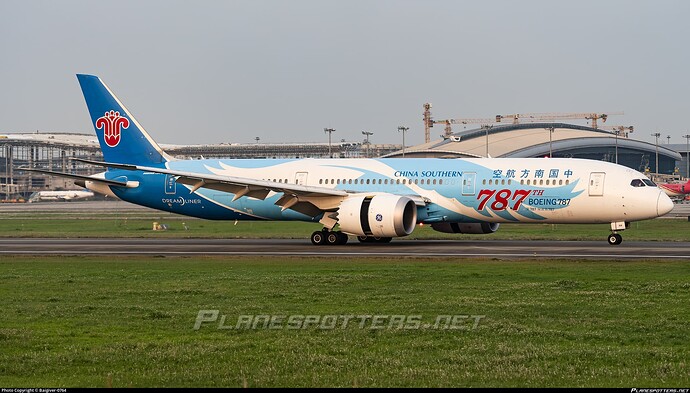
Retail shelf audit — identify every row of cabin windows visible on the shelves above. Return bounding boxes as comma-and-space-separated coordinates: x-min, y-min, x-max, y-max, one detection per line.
318, 178, 442, 185
264, 179, 290, 183
480, 178, 570, 186
264, 177, 569, 187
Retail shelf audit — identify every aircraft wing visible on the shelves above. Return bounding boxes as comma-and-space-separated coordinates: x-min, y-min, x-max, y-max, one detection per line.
72, 159, 427, 216
73, 159, 374, 216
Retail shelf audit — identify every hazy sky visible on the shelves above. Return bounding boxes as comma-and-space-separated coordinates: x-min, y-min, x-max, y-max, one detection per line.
2, 0, 689, 147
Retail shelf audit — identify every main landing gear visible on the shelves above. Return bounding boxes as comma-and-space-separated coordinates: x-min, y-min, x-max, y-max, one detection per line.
309, 229, 393, 245
311, 229, 349, 245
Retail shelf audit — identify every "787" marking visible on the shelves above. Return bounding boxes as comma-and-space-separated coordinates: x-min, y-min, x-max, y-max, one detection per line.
477, 189, 534, 211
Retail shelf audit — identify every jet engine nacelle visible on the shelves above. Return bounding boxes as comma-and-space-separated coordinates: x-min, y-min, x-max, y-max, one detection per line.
430, 222, 500, 234
338, 194, 418, 238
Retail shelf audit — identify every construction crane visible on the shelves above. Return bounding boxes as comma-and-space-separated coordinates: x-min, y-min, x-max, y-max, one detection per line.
601, 125, 634, 138
423, 103, 496, 142
495, 112, 624, 129
423, 103, 624, 143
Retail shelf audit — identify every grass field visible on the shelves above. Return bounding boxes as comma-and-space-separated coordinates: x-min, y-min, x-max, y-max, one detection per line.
0, 215, 689, 241
1, 256, 689, 387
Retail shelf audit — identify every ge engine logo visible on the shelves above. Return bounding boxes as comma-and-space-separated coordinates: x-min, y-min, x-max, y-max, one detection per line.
375, 214, 383, 222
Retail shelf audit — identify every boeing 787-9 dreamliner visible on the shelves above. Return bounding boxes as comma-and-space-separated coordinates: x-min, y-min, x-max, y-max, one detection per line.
24, 75, 674, 245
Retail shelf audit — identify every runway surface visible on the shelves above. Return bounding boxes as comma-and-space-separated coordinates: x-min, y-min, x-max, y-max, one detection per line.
1, 238, 689, 259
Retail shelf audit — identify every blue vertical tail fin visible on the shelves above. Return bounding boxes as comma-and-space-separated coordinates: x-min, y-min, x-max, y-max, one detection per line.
77, 74, 171, 166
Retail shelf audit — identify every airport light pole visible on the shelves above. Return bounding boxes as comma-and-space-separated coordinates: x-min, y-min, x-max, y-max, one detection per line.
667, 135, 671, 145
614, 129, 620, 164
652, 132, 661, 174
545, 126, 555, 158
324, 128, 335, 158
683, 134, 690, 178
4, 145, 7, 201
481, 125, 492, 157
362, 131, 373, 158
397, 126, 409, 157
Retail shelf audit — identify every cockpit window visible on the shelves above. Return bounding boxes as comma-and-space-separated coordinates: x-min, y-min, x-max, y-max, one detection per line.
642, 179, 657, 187
630, 179, 645, 187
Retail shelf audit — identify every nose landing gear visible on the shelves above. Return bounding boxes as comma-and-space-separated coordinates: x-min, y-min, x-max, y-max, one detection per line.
607, 221, 628, 245
607, 233, 623, 245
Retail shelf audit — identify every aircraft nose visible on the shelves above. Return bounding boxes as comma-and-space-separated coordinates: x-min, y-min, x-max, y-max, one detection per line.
657, 191, 674, 216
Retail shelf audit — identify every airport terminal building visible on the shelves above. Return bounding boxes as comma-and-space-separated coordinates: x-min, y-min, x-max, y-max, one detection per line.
386, 123, 685, 179
1, 124, 687, 200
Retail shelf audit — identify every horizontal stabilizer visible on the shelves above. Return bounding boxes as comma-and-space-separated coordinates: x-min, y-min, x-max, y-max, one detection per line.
71, 158, 137, 171
19, 167, 129, 187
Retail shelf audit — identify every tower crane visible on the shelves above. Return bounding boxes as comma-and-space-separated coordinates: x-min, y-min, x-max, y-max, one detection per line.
495, 112, 624, 129
423, 103, 624, 143
423, 103, 496, 142
601, 125, 634, 138
434, 118, 498, 140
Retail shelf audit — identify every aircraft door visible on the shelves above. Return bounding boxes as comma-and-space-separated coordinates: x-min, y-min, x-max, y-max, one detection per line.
165, 174, 176, 194
588, 172, 605, 196
295, 172, 308, 186
462, 172, 476, 196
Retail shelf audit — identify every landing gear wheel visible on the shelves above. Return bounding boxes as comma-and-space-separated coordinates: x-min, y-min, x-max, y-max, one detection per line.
607, 233, 623, 245
326, 231, 340, 245
311, 231, 326, 245
337, 232, 349, 245
357, 236, 370, 243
